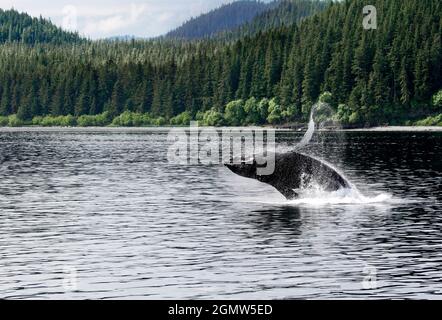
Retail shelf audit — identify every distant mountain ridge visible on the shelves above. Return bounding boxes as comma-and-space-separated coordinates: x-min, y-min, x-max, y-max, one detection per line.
0, 9, 82, 44
165, 0, 275, 40
164, 0, 329, 41
0, 2, 327, 44
226, 0, 329, 39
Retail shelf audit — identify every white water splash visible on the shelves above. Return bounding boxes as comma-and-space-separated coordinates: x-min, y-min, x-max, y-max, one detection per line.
288, 102, 394, 205
295, 105, 316, 150
292, 105, 358, 193
295, 101, 334, 150
288, 187, 393, 206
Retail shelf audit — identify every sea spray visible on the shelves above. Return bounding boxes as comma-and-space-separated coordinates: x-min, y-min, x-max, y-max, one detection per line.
294, 102, 328, 150
288, 188, 393, 206
295, 105, 316, 150
293, 101, 363, 196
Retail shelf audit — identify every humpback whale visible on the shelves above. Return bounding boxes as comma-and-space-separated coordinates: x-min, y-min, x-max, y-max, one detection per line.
225, 152, 351, 200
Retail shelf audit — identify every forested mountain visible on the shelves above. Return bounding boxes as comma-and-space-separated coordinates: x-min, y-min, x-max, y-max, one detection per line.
221, 0, 329, 40
0, 0, 441, 127
165, 1, 274, 40
165, 0, 328, 41
0, 9, 82, 44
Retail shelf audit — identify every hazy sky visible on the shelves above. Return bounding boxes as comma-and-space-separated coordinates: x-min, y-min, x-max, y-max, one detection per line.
0, 0, 269, 39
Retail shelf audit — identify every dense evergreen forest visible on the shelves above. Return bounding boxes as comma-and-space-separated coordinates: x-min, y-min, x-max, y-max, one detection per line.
0, 9, 81, 44
0, 0, 441, 127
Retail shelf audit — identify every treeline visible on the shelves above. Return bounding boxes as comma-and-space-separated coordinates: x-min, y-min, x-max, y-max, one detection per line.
0, 0, 441, 127
0, 9, 82, 44
0, 97, 309, 127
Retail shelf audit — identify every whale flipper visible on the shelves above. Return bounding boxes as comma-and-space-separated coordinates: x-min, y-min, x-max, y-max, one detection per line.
225, 152, 350, 200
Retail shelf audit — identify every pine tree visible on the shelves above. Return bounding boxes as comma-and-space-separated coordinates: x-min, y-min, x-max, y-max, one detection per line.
0, 79, 11, 116
17, 92, 34, 121
414, 45, 431, 102
301, 53, 315, 115
399, 58, 411, 106
109, 80, 125, 117
75, 94, 90, 116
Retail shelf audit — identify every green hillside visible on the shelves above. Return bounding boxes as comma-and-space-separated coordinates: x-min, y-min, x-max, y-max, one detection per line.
221, 0, 330, 41
0, 0, 440, 127
0, 9, 82, 44
165, 1, 273, 40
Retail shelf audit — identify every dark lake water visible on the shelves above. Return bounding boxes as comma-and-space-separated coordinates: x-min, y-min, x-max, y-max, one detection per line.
0, 128, 441, 299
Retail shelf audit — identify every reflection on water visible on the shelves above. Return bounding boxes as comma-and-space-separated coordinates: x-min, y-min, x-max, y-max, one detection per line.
0, 128, 441, 299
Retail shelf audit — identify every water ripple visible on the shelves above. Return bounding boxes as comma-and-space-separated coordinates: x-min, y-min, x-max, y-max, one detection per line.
0, 129, 441, 299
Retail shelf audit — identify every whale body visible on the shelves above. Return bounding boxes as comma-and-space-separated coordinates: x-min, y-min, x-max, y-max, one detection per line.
225, 152, 351, 200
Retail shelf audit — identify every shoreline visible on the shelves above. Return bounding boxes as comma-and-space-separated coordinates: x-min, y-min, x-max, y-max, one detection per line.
0, 125, 441, 132
340, 126, 442, 132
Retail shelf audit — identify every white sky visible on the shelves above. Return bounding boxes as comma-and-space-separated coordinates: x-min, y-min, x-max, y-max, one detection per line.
0, 0, 265, 39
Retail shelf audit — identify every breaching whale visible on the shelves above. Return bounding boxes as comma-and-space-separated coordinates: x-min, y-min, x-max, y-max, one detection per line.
225, 152, 351, 200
